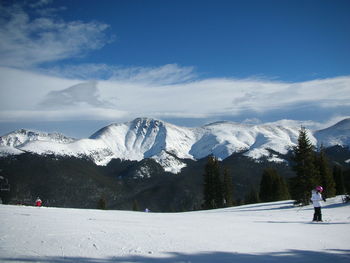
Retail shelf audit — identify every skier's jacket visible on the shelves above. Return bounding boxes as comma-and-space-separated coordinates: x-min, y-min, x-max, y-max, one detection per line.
35, 198, 42, 207
311, 190, 322, 208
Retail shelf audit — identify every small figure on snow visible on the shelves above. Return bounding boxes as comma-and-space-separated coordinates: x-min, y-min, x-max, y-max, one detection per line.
144, 208, 150, 213
311, 186, 324, 222
35, 197, 42, 207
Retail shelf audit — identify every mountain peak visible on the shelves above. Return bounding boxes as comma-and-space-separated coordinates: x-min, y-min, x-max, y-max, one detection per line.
1, 118, 349, 173
331, 118, 350, 130
0, 129, 75, 148
314, 118, 350, 147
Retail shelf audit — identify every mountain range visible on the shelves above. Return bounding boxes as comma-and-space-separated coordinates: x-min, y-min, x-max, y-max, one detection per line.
1, 117, 350, 174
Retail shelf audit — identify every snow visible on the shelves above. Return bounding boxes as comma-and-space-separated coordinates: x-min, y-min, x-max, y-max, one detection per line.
1, 197, 349, 263
151, 151, 187, 174
0, 129, 76, 147
1, 117, 349, 174
314, 118, 350, 147
0, 145, 23, 157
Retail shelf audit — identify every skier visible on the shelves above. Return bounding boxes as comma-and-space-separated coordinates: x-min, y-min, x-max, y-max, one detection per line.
35, 197, 42, 207
311, 186, 323, 222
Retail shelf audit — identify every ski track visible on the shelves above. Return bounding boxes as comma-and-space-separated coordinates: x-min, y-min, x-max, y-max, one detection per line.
0, 197, 349, 263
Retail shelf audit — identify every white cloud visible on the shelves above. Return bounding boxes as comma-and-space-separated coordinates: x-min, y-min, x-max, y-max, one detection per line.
42, 63, 197, 85
1, 66, 349, 125
39, 81, 113, 109
0, 108, 127, 122
0, 1, 111, 68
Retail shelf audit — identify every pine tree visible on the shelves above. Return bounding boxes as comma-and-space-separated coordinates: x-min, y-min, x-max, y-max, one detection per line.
132, 199, 140, 211
333, 165, 346, 195
223, 167, 234, 207
274, 174, 290, 201
244, 188, 260, 204
203, 156, 215, 209
97, 197, 107, 210
259, 168, 275, 202
203, 156, 223, 209
213, 160, 224, 208
259, 168, 290, 202
291, 127, 318, 205
316, 147, 336, 198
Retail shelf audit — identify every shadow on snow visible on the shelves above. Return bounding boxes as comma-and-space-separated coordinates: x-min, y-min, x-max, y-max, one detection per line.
255, 220, 350, 225
2, 249, 350, 263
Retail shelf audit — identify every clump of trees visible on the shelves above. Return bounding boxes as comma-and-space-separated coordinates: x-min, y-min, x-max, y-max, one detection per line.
333, 165, 346, 195
259, 168, 290, 202
202, 156, 234, 209
290, 127, 337, 205
203, 157, 291, 209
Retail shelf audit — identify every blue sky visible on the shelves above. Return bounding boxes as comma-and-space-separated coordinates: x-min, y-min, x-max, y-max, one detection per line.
48, 0, 350, 81
0, 0, 349, 137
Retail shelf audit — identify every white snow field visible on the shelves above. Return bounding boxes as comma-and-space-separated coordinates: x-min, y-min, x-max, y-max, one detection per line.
0, 197, 349, 263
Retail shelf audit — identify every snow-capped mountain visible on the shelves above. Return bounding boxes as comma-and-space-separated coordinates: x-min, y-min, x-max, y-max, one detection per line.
0, 129, 76, 157
314, 118, 350, 147
0, 129, 76, 147
0, 117, 349, 174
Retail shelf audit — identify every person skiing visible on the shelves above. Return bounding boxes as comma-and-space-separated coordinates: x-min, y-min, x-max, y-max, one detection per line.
311, 186, 323, 222
35, 197, 42, 207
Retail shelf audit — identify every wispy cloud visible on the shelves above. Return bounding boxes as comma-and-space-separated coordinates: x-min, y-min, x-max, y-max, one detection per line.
0, 1, 348, 128
0, 1, 111, 68
43, 63, 197, 85
0, 67, 349, 124
40, 81, 114, 109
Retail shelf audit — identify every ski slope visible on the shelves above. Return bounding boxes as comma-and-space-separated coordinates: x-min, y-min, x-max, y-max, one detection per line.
0, 197, 349, 263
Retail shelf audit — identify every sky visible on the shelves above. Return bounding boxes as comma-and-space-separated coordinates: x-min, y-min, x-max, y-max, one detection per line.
0, 0, 349, 138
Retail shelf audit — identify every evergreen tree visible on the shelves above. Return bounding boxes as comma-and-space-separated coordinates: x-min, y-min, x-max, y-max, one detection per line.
97, 197, 107, 210
274, 174, 290, 201
203, 156, 215, 209
223, 167, 234, 207
213, 161, 224, 208
259, 168, 275, 202
132, 199, 140, 211
291, 127, 319, 205
203, 156, 223, 209
259, 168, 290, 202
244, 188, 260, 204
316, 147, 336, 198
333, 165, 346, 195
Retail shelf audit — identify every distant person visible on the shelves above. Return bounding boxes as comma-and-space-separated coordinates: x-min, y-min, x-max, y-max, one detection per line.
35, 197, 42, 207
311, 186, 324, 222
145, 208, 150, 213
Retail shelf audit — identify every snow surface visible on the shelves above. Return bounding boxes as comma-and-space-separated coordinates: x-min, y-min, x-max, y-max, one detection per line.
0, 118, 349, 174
1, 197, 349, 263
314, 118, 350, 147
0, 129, 75, 148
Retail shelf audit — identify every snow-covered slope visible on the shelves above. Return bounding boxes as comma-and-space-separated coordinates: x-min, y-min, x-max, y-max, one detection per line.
0, 117, 349, 174
314, 118, 350, 147
0, 129, 75, 147
1, 197, 349, 262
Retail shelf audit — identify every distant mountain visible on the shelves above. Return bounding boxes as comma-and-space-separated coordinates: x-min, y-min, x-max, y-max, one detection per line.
1, 117, 349, 174
0, 129, 76, 157
314, 118, 350, 147
0, 129, 76, 147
